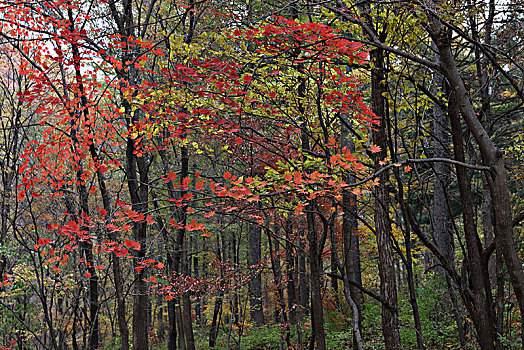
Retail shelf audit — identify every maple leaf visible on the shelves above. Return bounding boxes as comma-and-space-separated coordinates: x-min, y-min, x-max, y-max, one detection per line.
133, 213, 145, 222
144, 276, 156, 283
186, 220, 205, 231
182, 177, 191, 189
283, 172, 292, 182
38, 238, 53, 246
368, 144, 381, 153
404, 165, 412, 173
125, 240, 141, 250
166, 171, 177, 182
146, 215, 155, 225
115, 248, 129, 257
293, 172, 303, 184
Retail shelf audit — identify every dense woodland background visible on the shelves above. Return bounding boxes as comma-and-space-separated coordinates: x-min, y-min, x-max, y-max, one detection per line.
0, 0, 523, 349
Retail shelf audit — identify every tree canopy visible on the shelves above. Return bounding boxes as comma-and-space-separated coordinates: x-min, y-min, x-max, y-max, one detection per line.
0, 0, 523, 349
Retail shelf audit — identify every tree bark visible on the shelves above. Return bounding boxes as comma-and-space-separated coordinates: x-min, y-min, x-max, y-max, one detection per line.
448, 92, 495, 349
370, 46, 402, 349
427, 6, 524, 340
248, 223, 264, 327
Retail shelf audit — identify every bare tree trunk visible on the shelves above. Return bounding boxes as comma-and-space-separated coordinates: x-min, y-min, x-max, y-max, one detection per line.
127, 135, 150, 350
340, 115, 363, 341
267, 225, 291, 348
448, 92, 495, 349
299, 237, 309, 318
427, 6, 524, 339
296, 65, 326, 349
248, 223, 264, 327
370, 46, 401, 349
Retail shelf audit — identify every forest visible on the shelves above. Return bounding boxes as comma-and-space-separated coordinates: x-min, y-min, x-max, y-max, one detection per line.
0, 0, 522, 349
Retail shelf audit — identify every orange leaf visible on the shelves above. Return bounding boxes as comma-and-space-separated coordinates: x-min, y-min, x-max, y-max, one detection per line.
186, 220, 205, 231
182, 177, 191, 189
294, 203, 304, 215
125, 240, 141, 250
368, 144, 381, 153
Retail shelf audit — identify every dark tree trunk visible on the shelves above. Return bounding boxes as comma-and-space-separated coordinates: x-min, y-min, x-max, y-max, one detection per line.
299, 237, 309, 318
285, 222, 299, 326
370, 46, 401, 349
305, 208, 326, 350
297, 63, 326, 349
427, 7, 524, 340
173, 142, 196, 350
248, 224, 264, 327
448, 92, 495, 349
340, 115, 363, 337
126, 136, 150, 350
267, 224, 291, 348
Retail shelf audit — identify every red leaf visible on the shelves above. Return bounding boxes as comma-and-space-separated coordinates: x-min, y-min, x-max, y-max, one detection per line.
125, 240, 141, 250
294, 203, 304, 215
115, 248, 129, 257
166, 171, 177, 182
186, 220, 205, 231
368, 144, 381, 153
38, 238, 53, 246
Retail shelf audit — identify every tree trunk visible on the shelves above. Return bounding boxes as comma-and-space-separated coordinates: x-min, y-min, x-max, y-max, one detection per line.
427, 6, 524, 339
248, 223, 264, 327
370, 46, 402, 349
126, 135, 150, 350
340, 115, 363, 339
448, 92, 495, 349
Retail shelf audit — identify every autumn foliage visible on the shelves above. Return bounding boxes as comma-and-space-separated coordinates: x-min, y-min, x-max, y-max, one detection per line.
1, 0, 523, 349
